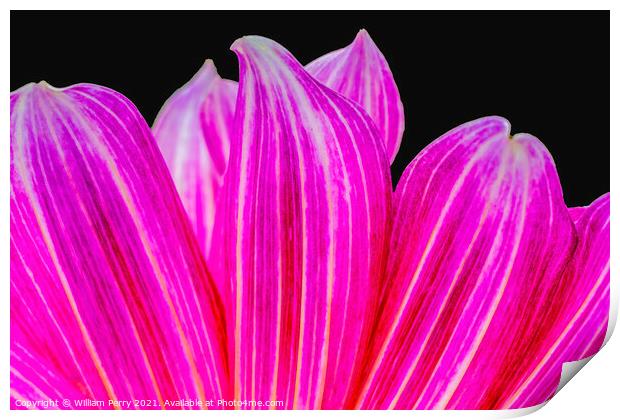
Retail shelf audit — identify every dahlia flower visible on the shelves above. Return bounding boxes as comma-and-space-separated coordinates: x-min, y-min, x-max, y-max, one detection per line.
10, 31, 610, 410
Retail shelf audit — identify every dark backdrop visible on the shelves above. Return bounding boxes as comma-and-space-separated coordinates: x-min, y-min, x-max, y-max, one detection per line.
10, 11, 610, 207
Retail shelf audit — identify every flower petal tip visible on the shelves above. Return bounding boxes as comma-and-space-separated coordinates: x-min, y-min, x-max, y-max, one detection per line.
231, 35, 277, 55
152, 57, 237, 257
189, 59, 219, 85
35, 80, 55, 89
12, 81, 54, 100
17, 81, 85, 98
440, 115, 511, 146
480, 115, 511, 132
306, 30, 405, 163
352, 28, 375, 48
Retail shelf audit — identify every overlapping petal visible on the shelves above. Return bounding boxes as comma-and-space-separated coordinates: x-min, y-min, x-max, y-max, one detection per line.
10, 83, 229, 408
349, 117, 580, 409
215, 36, 391, 409
306, 29, 405, 163
503, 193, 610, 408
10, 31, 610, 413
153, 60, 237, 256
156, 31, 400, 271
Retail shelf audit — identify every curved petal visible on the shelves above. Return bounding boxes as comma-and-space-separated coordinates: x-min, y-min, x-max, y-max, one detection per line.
215, 36, 391, 409
306, 29, 405, 163
504, 193, 610, 408
351, 116, 578, 409
10, 83, 229, 408
157, 31, 401, 263
152, 60, 237, 256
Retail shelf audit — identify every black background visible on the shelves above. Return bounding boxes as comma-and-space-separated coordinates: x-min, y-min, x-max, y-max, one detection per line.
11, 11, 610, 206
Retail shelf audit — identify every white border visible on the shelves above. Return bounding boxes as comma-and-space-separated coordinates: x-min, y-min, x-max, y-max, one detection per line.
2, 2, 617, 419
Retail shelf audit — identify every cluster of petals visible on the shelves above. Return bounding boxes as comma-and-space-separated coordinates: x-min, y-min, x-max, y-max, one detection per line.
10, 30, 610, 410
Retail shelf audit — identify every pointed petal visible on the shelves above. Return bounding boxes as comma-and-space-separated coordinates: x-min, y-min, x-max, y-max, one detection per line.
153, 60, 237, 256
351, 117, 578, 409
217, 36, 391, 409
158, 31, 402, 263
11, 83, 230, 407
306, 30, 405, 163
504, 193, 610, 408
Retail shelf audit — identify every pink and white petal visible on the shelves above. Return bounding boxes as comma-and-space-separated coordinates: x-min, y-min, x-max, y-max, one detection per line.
11, 343, 87, 409
11, 83, 230, 408
503, 193, 610, 408
350, 117, 578, 409
153, 60, 237, 256
216, 36, 391, 409
306, 30, 405, 163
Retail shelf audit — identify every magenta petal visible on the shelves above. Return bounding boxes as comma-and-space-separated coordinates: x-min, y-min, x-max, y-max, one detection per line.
504, 193, 610, 408
158, 31, 403, 262
351, 117, 579, 409
11, 343, 86, 409
11, 83, 229, 407
306, 30, 405, 163
568, 205, 587, 223
217, 36, 391, 408
153, 60, 237, 256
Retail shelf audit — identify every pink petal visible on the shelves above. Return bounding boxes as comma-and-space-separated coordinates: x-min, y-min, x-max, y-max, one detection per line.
11, 82, 229, 408
11, 344, 86, 409
504, 193, 610, 408
216, 36, 391, 408
157, 31, 401, 265
350, 117, 579, 409
306, 30, 405, 163
568, 206, 587, 223
152, 60, 237, 256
